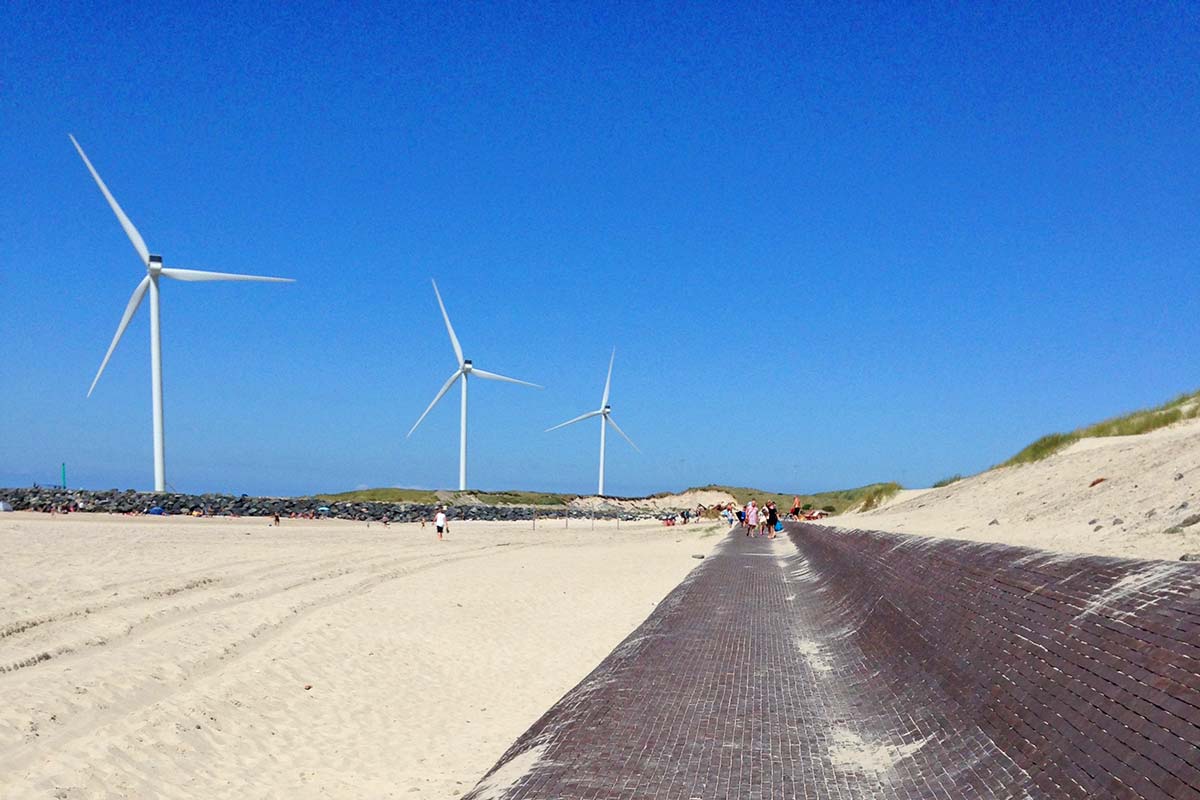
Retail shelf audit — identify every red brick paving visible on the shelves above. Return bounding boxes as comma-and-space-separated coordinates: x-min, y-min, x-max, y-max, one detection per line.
463, 524, 1200, 799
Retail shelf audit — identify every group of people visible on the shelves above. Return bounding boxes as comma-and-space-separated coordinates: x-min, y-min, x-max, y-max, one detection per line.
719, 499, 782, 538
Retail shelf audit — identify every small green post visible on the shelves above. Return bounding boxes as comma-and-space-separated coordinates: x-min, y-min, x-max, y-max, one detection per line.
61, 462, 66, 490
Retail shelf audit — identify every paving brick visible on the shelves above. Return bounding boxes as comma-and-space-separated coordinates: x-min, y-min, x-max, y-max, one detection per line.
463, 524, 1200, 799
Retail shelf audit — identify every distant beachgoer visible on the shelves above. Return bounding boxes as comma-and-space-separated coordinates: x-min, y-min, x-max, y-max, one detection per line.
435, 507, 447, 540
790, 496, 801, 519
746, 501, 758, 536
273, 512, 280, 527
767, 502, 779, 539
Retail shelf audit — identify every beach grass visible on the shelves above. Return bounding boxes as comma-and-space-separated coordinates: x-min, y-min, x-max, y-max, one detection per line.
998, 389, 1200, 468
318, 487, 441, 504
690, 483, 902, 515
321, 482, 908, 516
319, 488, 576, 506
471, 491, 576, 506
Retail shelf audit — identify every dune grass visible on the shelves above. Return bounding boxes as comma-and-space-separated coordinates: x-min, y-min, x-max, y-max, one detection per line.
318, 487, 440, 504
319, 488, 576, 506
470, 490, 576, 506
319, 483, 903, 515
854, 483, 904, 512
998, 389, 1200, 468
932, 474, 963, 488
690, 483, 901, 515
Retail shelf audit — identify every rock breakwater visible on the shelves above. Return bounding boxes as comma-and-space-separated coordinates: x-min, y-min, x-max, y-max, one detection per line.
0, 487, 648, 523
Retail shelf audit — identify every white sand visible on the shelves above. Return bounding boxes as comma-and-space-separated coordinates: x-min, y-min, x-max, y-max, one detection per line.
0, 512, 721, 798
825, 416, 1200, 561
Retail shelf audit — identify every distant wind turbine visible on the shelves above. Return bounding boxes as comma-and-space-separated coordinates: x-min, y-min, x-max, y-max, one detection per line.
546, 348, 639, 496
70, 135, 294, 492
407, 279, 542, 490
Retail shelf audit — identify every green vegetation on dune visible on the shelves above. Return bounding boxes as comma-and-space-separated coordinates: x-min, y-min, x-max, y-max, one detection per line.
317, 487, 577, 506
853, 483, 904, 512
931, 474, 964, 488
687, 483, 902, 515
470, 490, 576, 506
318, 487, 440, 504
317, 482, 901, 515
998, 389, 1200, 468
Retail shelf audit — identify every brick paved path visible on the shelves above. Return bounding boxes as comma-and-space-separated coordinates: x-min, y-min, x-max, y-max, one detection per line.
463, 525, 1200, 800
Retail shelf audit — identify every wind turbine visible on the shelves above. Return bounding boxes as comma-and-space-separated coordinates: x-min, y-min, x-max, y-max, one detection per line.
407, 279, 542, 490
70, 135, 294, 492
546, 348, 640, 496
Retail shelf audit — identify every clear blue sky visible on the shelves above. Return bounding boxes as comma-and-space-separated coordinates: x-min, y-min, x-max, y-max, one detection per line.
2, 2, 1197, 497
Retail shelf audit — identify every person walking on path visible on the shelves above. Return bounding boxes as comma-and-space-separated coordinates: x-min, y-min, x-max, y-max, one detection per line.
790, 496, 801, 520
767, 501, 780, 539
745, 500, 759, 536
435, 506, 448, 540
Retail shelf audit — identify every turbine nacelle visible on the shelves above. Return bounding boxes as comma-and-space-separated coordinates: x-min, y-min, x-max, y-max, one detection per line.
462, 360, 473, 373
148, 255, 163, 274
602, 404, 612, 414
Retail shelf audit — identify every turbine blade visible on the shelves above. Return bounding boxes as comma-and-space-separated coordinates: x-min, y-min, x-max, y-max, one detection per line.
407, 369, 462, 437
431, 279, 464, 366
601, 347, 616, 407
69, 135, 151, 266
161, 267, 294, 283
471, 368, 542, 389
87, 275, 150, 397
545, 409, 602, 432
606, 415, 640, 453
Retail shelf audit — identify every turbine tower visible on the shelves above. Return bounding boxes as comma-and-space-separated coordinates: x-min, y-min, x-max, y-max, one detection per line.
546, 348, 640, 496
408, 279, 542, 490
71, 135, 294, 492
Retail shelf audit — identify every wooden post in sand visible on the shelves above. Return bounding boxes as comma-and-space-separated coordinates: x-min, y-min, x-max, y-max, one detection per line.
532, 509, 536, 531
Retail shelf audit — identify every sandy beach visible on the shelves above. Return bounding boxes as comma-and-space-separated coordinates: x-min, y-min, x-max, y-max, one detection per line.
0, 513, 721, 798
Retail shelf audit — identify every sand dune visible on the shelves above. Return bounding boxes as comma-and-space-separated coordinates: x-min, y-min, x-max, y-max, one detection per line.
827, 415, 1200, 560
568, 488, 737, 512
0, 513, 719, 798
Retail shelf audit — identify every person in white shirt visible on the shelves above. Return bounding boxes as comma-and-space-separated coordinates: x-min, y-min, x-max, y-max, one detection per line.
434, 507, 448, 540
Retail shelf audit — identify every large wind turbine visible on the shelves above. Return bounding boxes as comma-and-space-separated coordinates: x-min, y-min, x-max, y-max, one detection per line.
70, 135, 294, 492
546, 348, 639, 496
407, 279, 542, 490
